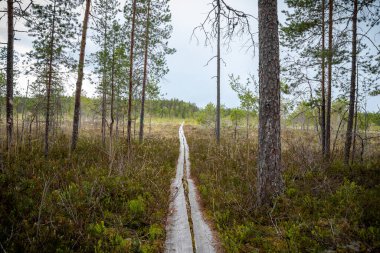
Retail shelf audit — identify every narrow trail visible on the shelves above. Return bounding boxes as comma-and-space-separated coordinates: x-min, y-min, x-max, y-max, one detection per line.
165, 124, 218, 253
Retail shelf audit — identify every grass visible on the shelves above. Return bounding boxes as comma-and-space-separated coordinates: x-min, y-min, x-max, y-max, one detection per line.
0, 123, 180, 252
1, 118, 379, 252
185, 124, 380, 252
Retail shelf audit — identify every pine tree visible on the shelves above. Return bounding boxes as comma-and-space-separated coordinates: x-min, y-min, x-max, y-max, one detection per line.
26, 0, 79, 157
91, 0, 119, 146
257, 0, 283, 206
71, 0, 91, 151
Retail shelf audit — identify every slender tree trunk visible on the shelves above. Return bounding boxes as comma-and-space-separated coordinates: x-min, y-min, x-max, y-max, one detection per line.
71, 0, 91, 151
6, 0, 14, 150
44, 0, 57, 157
101, 25, 108, 146
257, 0, 283, 206
351, 62, 359, 163
139, 0, 151, 144
21, 81, 29, 144
246, 110, 249, 139
110, 42, 115, 143
321, 0, 326, 157
127, 0, 137, 147
215, 0, 221, 144
102, 83, 106, 145
325, 0, 333, 158
344, 0, 358, 165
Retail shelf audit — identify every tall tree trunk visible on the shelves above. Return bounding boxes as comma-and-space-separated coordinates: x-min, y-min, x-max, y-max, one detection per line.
257, 0, 283, 206
21, 80, 29, 144
216, 0, 221, 144
139, 0, 151, 144
351, 62, 359, 163
44, 0, 57, 157
127, 0, 137, 147
321, 0, 326, 157
71, 0, 91, 151
6, 0, 14, 150
101, 24, 108, 146
110, 41, 115, 143
344, 0, 358, 165
246, 110, 249, 139
325, 0, 333, 158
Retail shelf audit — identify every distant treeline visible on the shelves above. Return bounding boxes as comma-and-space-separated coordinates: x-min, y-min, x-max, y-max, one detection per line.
0, 96, 200, 122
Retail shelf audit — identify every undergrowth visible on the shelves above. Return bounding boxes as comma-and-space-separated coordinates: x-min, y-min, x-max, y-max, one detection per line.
0, 132, 178, 252
186, 126, 380, 252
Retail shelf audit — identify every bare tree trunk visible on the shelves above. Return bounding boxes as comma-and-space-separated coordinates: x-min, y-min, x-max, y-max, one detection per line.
127, 0, 137, 147
139, 0, 151, 144
321, 0, 326, 157
6, 0, 14, 150
101, 24, 108, 146
344, 0, 358, 165
110, 40, 115, 144
325, 0, 333, 158
246, 110, 249, 139
44, 0, 57, 157
351, 62, 359, 163
216, 0, 221, 144
71, 0, 91, 151
257, 0, 283, 206
21, 81, 29, 144
101, 83, 106, 145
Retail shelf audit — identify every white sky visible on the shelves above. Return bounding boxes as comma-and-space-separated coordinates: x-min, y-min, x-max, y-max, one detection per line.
0, 0, 379, 111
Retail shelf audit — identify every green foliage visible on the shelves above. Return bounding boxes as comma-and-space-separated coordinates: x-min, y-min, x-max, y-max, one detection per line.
0, 132, 179, 252
196, 103, 216, 126
230, 108, 245, 124
128, 197, 146, 218
186, 126, 380, 252
229, 74, 258, 112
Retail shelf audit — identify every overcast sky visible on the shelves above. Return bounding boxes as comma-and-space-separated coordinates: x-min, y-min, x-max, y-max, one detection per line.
0, 0, 379, 111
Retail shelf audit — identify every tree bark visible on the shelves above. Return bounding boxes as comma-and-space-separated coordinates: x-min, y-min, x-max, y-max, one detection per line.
216, 0, 221, 144
351, 62, 359, 163
257, 0, 283, 206
71, 0, 91, 151
325, 0, 333, 158
321, 0, 326, 157
139, 0, 151, 144
127, 0, 137, 147
344, 0, 358, 165
6, 0, 14, 150
44, 0, 57, 157
101, 18, 109, 146
109, 41, 115, 144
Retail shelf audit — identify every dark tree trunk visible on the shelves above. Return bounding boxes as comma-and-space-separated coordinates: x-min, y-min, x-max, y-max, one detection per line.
139, 0, 151, 144
44, 0, 57, 157
71, 0, 91, 151
6, 0, 14, 150
321, 0, 326, 157
257, 0, 283, 206
325, 0, 333, 158
344, 0, 358, 165
216, 0, 221, 144
127, 0, 137, 147
351, 62, 359, 163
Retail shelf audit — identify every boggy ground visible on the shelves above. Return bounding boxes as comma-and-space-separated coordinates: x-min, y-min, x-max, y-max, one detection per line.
0, 123, 179, 252
185, 124, 380, 252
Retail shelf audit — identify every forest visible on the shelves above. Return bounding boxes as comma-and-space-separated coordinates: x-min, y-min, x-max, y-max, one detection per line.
0, 0, 379, 252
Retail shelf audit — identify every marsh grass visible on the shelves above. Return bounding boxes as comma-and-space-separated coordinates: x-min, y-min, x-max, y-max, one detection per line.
0, 123, 179, 252
185, 125, 380, 252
